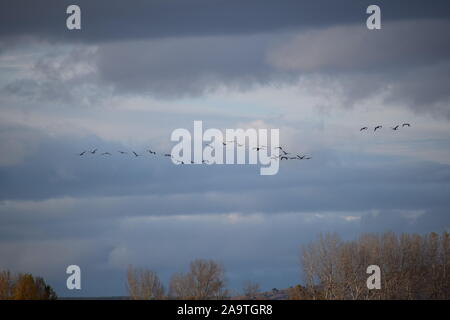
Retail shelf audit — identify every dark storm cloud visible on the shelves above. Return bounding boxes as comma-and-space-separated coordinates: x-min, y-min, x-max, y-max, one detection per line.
268, 20, 450, 72
95, 34, 289, 97
2, 1, 450, 117
267, 19, 450, 115
1, 0, 449, 44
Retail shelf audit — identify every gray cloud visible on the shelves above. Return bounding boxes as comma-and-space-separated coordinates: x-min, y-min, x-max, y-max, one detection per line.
96, 35, 284, 98
6, 19, 448, 118
1, 130, 450, 215
267, 19, 450, 115
2, 0, 449, 45
2, 14, 450, 119
268, 20, 450, 72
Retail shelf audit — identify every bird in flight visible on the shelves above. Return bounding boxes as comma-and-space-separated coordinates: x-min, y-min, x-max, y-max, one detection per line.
253, 146, 266, 151
402, 123, 411, 127
374, 125, 382, 132
296, 155, 306, 160
118, 151, 127, 154
101, 152, 112, 156
280, 156, 289, 160
164, 153, 172, 157
90, 148, 98, 154
392, 125, 399, 131
147, 149, 156, 155
132, 151, 142, 157
360, 127, 368, 131
79, 151, 86, 156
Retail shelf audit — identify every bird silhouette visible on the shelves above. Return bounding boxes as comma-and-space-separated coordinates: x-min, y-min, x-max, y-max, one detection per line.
360, 127, 368, 131
253, 146, 266, 151
402, 123, 411, 127
392, 125, 399, 131
374, 126, 382, 132
78, 144, 313, 166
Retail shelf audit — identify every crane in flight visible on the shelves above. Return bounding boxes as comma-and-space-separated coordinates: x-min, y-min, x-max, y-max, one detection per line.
253, 146, 266, 151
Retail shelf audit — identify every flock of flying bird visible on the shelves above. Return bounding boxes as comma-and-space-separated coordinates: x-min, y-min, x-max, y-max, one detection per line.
360, 123, 411, 132
78, 123, 411, 163
78, 141, 311, 164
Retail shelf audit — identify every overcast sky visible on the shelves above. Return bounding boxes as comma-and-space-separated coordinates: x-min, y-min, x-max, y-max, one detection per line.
0, 0, 450, 297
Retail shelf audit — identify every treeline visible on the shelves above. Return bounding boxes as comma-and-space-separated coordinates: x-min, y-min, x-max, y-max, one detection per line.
289, 232, 449, 300
0, 271, 57, 300
1, 232, 448, 300
128, 232, 450, 300
127, 259, 229, 300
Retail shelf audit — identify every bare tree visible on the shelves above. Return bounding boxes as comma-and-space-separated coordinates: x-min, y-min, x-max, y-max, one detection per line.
169, 259, 228, 300
169, 272, 194, 299
242, 281, 260, 299
127, 265, 164, 300
299, 232, 450, 300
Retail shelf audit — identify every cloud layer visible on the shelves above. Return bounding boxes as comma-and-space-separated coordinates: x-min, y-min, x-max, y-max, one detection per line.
0, 1, 449, 296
